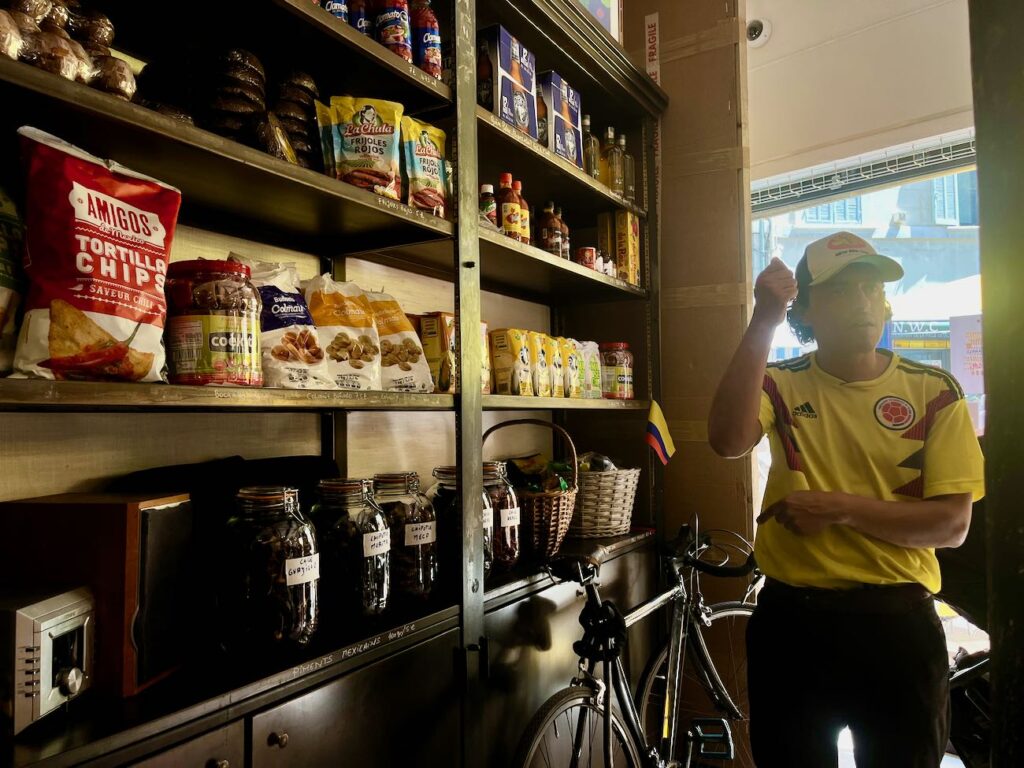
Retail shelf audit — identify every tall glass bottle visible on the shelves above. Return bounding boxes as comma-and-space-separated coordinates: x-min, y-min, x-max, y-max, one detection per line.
602, 127, 624, 194
582, 114, 601, 179
620, 134, 636, 202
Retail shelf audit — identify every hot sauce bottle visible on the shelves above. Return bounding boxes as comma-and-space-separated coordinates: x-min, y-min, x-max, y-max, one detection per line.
512, 180, 531, 245
497, 173, 521, 241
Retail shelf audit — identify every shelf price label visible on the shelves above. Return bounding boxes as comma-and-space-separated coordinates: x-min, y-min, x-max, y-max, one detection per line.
285, 554, 320, 586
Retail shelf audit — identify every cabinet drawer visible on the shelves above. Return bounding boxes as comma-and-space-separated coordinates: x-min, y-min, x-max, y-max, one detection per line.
129, 720, 244, 768
251, 629, 460, 767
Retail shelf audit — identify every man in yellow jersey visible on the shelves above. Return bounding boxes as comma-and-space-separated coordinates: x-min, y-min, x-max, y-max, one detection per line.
708, 231, 984, 767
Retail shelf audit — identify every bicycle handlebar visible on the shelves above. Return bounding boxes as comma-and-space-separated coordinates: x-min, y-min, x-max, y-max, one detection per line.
684, 551, 758, 578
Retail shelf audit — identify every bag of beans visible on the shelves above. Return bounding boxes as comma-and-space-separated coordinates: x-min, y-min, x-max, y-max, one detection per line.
401, 116, 447, 217
13, 127, 180, 382
328, 96, 403, 201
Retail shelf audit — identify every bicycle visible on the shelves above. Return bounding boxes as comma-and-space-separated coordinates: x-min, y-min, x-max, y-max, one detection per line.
513, 522, 761, 768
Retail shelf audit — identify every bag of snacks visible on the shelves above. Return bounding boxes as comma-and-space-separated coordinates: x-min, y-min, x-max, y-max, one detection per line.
490, 328, 532, 396
544, 335, 564, 397
419, 311, 455, 393
366, 290, 433, 392
13, 127, 179, 382
528, 331, 551, 398
0, 186, 24, 374
401, 116, 447, 217
577, 340, 603, 399
558, 337, 582, 398
480, 321, 491, 395
315, 100, 336, 179
328, 96, 403, 200
230, 254, 334, 390
305, 274, 381, 390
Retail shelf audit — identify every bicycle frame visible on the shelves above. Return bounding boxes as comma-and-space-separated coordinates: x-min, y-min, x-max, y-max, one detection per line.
567, 556, 740, 768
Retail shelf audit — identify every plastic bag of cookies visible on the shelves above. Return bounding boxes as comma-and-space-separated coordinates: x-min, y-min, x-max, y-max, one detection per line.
304, 273, 381, 390
366, 290, 433, 392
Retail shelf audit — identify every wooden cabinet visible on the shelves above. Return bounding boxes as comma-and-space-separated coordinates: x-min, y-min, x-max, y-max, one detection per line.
129, 721, 243, 768
250, 630, 460, 768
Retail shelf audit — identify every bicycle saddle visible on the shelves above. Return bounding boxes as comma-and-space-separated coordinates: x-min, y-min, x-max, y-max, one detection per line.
547, 541, 614, 583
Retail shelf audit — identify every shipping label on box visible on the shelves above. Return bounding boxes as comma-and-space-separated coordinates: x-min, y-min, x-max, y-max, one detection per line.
615, 210, 641, 286
538, 72, 583, 168
480, 26, 538, 140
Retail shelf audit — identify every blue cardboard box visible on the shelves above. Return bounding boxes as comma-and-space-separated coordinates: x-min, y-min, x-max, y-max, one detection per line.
479, 25, 538, 140
538, 71, 583, 168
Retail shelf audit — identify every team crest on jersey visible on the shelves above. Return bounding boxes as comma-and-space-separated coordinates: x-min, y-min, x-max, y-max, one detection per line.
875, 396, 915, 430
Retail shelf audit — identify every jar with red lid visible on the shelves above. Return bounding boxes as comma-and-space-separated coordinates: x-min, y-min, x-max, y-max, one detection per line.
165, 259, 262, 386
600, 342, 634, 400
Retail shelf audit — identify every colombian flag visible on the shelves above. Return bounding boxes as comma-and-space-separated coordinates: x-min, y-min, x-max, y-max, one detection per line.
646, 400, 676, 466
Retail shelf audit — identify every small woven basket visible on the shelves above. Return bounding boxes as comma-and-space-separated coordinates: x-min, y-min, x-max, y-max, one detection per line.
569, 468, 641, 538
482, 419, 578, 561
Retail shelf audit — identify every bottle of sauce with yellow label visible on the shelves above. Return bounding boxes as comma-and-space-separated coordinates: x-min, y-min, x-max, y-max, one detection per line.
497, 173, 521, 241
513, 179, 531, 245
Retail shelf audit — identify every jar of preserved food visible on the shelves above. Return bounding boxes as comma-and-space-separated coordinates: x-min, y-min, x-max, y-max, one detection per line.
484, 461, 520, 570
600, 342, 634, 400
427, 466, 493, 589
310, 478, 390, 619
374, 472, 437, 601
165, 259, 262, 387
220, 487, 319, 652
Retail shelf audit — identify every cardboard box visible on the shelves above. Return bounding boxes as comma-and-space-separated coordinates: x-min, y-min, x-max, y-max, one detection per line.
479, 26, 538, 140
615, 209, 641, 286
420, 312, 456, 393
538, 71, 583, 168
481, 321, 491, 394
420, 313, 491, 394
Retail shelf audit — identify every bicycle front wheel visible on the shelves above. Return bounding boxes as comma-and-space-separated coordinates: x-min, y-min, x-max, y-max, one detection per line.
637, 601, 754, 767
514, 685, 644, 768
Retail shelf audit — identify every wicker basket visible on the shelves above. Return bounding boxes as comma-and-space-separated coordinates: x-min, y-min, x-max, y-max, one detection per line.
482, 419, 578, 561
569, 468, 641, 538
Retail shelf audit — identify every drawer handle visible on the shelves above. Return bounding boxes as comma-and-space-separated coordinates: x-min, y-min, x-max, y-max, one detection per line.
205, 761, 230, 768
268, 731, 290, 749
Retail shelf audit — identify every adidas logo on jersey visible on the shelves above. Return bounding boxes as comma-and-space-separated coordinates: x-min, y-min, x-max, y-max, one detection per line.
792, 402, 818, 419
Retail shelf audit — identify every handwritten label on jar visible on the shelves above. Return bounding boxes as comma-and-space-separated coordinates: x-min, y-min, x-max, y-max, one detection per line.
405, 521, 437, 546
363, 530, 391, 558
483, 505, 494, 530
501, 507, 521, 528
285, 554, 320, 586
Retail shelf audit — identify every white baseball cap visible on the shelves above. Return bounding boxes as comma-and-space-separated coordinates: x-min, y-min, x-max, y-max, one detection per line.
800, 231, 904, 286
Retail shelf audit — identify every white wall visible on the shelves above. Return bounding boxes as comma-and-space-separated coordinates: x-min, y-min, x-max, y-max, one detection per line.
746, 0, 974, 180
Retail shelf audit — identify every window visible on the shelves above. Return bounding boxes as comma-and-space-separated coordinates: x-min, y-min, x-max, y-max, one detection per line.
933, 176, 959, 224
803, 197, 862, 225
957, 171, 979, 226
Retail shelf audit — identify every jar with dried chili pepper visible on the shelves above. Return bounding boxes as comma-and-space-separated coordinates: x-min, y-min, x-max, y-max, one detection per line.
219, 486, 319, 652
427, 466, 493, 594
484, 461, 520, 570
374, 472, 437, 601
310, 478, 390, 619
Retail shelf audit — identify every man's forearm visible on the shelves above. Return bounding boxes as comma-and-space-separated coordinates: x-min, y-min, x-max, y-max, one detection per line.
835, 493, 972, 549
708, 313, 777, 457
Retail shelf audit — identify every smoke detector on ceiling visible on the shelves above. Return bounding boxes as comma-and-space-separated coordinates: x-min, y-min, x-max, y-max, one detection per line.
747, 19, 772, 48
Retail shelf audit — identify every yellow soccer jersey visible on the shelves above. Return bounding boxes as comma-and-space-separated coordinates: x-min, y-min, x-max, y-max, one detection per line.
755, 350, 984, 592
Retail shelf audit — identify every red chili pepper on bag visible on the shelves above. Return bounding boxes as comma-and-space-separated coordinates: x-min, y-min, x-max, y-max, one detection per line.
41, 321, 142, 378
